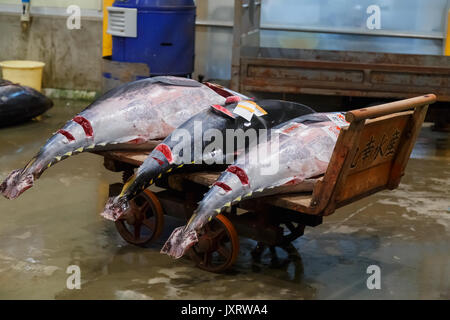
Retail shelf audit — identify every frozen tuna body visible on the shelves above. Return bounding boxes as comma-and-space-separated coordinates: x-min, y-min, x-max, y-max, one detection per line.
102, 99, 317, 221
1, 76, 230, 199
161, 112, 349, 258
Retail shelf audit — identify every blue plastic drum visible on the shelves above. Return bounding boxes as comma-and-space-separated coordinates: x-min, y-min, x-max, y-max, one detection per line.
111, 0, 196, 76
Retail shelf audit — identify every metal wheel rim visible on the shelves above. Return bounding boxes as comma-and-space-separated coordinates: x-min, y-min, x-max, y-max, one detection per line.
188, 214, 239, 273
114, 190, 164, 247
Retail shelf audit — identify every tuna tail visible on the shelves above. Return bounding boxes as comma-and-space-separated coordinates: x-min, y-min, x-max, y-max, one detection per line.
0, 168, 34, 200
161, 186, 233, 258
1, 132, 86, 200
0, 157, 38, 199
101, 195, 130, 221
100, 173, 142, 221
100, 156, 170, 221
160, 226, 199, 259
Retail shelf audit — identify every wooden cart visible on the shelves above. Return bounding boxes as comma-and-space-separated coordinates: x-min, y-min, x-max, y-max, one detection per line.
96, 94, 435, 272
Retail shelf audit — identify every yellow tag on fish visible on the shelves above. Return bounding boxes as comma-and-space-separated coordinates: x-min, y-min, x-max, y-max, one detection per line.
233, 101, 267, 121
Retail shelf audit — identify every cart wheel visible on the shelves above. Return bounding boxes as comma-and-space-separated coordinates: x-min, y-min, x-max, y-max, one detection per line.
188, 214, 239, 273
115, 190, 164, 247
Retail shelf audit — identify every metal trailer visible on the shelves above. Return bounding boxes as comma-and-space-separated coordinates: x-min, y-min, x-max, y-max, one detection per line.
230, 1, 450, 103
95, 94, 435, 273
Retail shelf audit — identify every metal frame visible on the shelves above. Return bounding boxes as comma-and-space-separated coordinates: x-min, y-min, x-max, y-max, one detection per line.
230, 0, 450, 101
197, 20, 444, 40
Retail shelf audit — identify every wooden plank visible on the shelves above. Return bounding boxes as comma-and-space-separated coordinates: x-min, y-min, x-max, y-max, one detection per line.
241, 83, 450, 101
345, 94, 436, 122
388, 104, 429, 188
307, 119, 366, 216
180, 172, 317, 212
261, 194, 313, 212
183, 172, 220, 186
242, 56, 450, 75
319, 120, 366, 216
96, 151, 150, 167
337, 161, 392, 203
347, 112, 410, 174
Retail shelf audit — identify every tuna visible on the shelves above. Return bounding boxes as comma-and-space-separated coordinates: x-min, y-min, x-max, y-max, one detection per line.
1, 76, 237, 200
102, 99, 316, 221
0, 79, 53, 127
161, 112, 349, 259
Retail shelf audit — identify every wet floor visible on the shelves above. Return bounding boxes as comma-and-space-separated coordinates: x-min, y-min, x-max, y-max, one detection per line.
0, 99, 449, 299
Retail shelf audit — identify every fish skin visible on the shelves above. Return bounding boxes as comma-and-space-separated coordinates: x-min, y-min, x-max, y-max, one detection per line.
0, 80, 53, 127
161, 112, 349, 259
101, 99, 317, 221
0, 76, 229, 200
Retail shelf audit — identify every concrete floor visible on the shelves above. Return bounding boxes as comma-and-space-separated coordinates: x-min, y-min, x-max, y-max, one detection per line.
0, 99, 448, 299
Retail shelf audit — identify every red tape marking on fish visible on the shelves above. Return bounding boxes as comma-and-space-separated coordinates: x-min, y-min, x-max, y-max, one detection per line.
213, 182, 232, 192
283, 178, 299, 186
155, 144, 173, 164
225, 96, 242, 104
152, 157, 164, 166
211, 104, 235, 119
73, 116, 93, 138
57, 129, 75, 142
127, 137, 146, 144
203, 82, 233, 98
226, 165, 249, 186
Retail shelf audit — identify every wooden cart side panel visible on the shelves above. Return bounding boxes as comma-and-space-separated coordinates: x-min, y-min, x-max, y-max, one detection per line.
346, 112, 411, 175
307, 120, 366, 215
388, 105, 429, 189
337, 161, 391, 206
331, 112, 412, 207
319, 109, 430, 216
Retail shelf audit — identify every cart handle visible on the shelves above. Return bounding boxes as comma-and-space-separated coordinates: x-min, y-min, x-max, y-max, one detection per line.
345, 94, 436, 122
